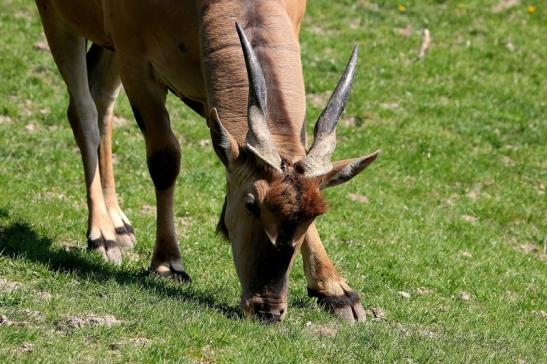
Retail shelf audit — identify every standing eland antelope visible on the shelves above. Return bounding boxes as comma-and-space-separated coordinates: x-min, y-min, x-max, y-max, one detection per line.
35, 0, 380, 323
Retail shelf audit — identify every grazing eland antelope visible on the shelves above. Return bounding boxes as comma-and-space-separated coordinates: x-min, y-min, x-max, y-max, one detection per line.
35, 0, 380, 323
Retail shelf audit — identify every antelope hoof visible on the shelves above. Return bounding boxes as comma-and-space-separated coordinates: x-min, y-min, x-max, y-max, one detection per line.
109, 209, 136, 249
114, 222, 136, 249
308, 288, 366, 324
151, 261, 191, 283
87, 236, 122, 265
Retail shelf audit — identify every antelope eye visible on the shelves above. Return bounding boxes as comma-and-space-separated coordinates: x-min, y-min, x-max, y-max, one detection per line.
244, 193, 260, 217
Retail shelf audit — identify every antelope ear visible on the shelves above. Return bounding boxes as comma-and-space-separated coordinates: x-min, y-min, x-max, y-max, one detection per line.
208, 108, 239, 168
318, 150, 381, 189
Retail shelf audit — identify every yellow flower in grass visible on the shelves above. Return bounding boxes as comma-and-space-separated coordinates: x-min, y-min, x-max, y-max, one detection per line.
527, 5, 536, 14
399, 4, 406, 13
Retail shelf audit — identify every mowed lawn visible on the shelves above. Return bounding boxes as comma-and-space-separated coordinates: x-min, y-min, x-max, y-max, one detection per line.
0, 0, 545, 362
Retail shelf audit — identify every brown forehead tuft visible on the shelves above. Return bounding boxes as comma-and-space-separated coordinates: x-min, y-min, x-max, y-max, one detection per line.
264, 162, 327, 222
217, 147, 327, 238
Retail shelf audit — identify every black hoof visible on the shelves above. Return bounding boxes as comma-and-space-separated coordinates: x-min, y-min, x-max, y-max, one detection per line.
149, 263, 191, 283
308, 288, 365, 323
114, 223, 136, 249
87, 237, 122, 265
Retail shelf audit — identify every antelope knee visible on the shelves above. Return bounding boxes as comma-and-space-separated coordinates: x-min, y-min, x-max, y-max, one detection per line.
147, 145, 181, 191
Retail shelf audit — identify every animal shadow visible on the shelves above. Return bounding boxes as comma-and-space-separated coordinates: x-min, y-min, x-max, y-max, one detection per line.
0, 216, 241, 319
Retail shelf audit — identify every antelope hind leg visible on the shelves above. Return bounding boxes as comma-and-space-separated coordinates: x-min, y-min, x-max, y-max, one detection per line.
36, 1, 122, 263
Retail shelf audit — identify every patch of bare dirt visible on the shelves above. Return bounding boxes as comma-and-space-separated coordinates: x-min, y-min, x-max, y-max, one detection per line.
56, 314, 121, 330
459, 291, 471, 301
460, 251, 473, 258
380, 102, 400, 110
0, 115, 13, 125
492, 0, 520, 13
531, 310, 546, 319
416, 287, 434, 296
0, 278, 22, 293
506, 39, 516, 52
519, 243, 539, 254
0, 315, 15, 326
465, 186, 480, 201
366, 307, 386, 320
23, 309, 45, 321
129, 337, 151, 346
305, 321, 339, 337
36, 291, 52, 301
526, 282, 538, 295
348, 193, 369, 203
519, 244, 547, 261
348, 18, 361, 30
461, 214, 478, 224
399, 291, 411, 299
19, 99, 34, 118
0, 315, 27, 326
396, 25, 413, 37
500, 155, 516, 166
17, 342, 34, 354
504, 290, 518, 303
465, 190, 479, 200
444, 193, 459, 206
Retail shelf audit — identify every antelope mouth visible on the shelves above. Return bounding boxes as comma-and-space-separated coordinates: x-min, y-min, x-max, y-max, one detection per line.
242, 295, 287, 323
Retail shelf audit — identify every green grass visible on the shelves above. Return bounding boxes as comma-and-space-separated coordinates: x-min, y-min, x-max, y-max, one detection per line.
0, 0, 546, 362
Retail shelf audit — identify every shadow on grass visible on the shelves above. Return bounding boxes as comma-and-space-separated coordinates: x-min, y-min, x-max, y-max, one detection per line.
0, 216, 241, 320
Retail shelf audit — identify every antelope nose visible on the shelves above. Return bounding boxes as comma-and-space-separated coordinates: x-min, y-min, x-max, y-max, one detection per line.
256, 310, 283, 324
243, 296, 287, 323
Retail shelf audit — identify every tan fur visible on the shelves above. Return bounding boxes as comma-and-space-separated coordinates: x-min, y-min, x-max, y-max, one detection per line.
200, 0, 307, 157
35, 0, 372, 322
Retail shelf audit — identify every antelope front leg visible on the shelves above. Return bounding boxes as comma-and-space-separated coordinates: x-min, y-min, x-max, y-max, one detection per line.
120, 64, 189, 282
302, 223, 366, 323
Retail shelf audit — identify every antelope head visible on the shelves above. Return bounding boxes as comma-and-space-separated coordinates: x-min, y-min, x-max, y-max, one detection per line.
208, 23, 380, 323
